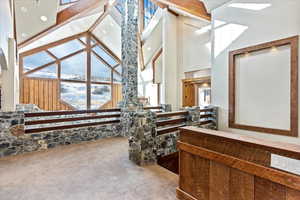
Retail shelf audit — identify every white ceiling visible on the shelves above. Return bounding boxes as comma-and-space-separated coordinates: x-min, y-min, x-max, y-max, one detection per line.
201, 0, 232, 12
15, 0, 59, 43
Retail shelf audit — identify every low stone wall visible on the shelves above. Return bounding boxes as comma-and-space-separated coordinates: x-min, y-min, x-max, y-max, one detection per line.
0, 111, 122, 158
156, 132, 178, 157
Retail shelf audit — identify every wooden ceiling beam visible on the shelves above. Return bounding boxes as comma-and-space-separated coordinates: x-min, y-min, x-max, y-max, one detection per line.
18, 0, 104, 48
153, 0, 211, 21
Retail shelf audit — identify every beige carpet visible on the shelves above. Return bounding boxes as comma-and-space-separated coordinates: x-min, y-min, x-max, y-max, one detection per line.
0, 137, 178, 200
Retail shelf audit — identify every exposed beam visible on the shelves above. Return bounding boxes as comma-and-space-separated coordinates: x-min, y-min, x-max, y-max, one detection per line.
18, 0, 104, 48
154, 0, 211, 21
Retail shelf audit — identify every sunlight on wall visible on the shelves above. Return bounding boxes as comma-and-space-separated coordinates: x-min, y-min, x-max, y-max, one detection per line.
214, 23, 248, 58
228, 3, 271, 11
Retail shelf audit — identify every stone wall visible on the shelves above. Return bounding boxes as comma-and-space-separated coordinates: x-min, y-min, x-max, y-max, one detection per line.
0, 111, 122, 158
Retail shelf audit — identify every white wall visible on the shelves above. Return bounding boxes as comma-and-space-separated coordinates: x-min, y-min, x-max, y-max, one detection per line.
211, 0, 300, 144
0, 0, 13, 69
177, 16, 211, 107
0, 0, 19, 111
138, 11, 212, 108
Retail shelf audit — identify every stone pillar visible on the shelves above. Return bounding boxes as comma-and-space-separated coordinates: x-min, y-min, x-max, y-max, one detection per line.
160, 104, 172, 112
121, 0, 139, 106
185, 107, 201, 126
120, 0, 157, 165
128, 111, 157, 165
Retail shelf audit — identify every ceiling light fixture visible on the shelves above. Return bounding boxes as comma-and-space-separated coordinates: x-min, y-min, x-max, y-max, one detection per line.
40, 16, 48, 22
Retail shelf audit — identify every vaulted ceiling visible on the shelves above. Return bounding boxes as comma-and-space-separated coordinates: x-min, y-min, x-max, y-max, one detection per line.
201, 0, 232, 13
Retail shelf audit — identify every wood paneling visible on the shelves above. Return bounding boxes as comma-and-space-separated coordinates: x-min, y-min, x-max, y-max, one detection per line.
229, 36, 299, 137
209, 162, 230, 200
154, 0, 210, 21
180, 151, 210, 200
21, 78, 73, 111
177, 127, 300, 200
230, 169, 254, 200
255, 177, 286, 200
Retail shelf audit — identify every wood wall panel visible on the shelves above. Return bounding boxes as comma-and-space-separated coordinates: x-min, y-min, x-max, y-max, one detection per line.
180, 151, 209, 200
177, 127, 300, 200
209, 162, 230, 200
229, 169, 254, 200
254, 177, 286, 200
286, 188, 300, 200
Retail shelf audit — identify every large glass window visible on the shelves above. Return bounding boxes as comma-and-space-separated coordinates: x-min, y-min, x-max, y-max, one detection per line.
20, 34, 122, 110
60, 0, 79, 5
144, 0, 158, 28
23, 51, 55, 72
61, 52, 87, 81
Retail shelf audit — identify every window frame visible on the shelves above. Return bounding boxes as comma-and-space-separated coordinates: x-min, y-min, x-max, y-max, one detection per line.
60, 0, 79, 6
19, 32, 122, 110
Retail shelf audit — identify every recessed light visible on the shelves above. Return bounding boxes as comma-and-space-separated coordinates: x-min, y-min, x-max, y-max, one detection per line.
40, 16, 48, 22
20, 7, 28, 13
102, 30, 107, 34
147, 47, 151, 51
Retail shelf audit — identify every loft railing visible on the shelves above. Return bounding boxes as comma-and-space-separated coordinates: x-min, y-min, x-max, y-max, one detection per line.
24, 106, 165, 134
24, 108, 122, 134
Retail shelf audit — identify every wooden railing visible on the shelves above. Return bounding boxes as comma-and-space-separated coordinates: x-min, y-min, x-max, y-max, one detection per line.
177, 126, 300, 200
156, 111, 189, 136
24, 108, 122, 134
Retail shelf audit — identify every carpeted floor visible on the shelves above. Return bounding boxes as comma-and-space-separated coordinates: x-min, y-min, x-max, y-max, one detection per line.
0, 137, 178, 200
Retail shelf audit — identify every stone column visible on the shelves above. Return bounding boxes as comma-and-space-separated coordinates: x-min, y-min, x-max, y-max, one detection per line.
185, 107, 201, 126
121, 0, 139, 106
120, 0, 157, 165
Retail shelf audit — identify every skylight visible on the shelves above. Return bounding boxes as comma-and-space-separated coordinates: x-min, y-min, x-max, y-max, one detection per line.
228, 3, 271, 11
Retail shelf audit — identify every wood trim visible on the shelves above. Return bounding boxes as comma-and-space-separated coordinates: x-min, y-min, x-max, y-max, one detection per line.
152, 48, 163, 84
156, 117, 186, 127
90, 34, 121, 63
229, 36, 299, 137
25, 114, 120, 125
178, 141, 300, 191
176, 188, 198, 200
153, 0, 211, 21
19, 32, 87, 57
25, 108, 121, 117
25, 119, 120, 133
157, 124, 185, 136
157, 111, 188, 118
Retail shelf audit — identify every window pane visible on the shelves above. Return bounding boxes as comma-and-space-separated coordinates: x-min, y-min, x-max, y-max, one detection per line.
115, 65, 122, 74
60, 82, 86, 110
92, 45, 118, 67
91, 84, 112, 109
61, 52, 86, 81
61, 0, 78, 4
113, 71, 122, 83
79, 37, 87, 45
49, 39, 85, 58
23, 51, 55, 72
144, 0, 158, 28
91, 53, 111, 82
115, 0, 125, 14
27, 64, 57, 79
